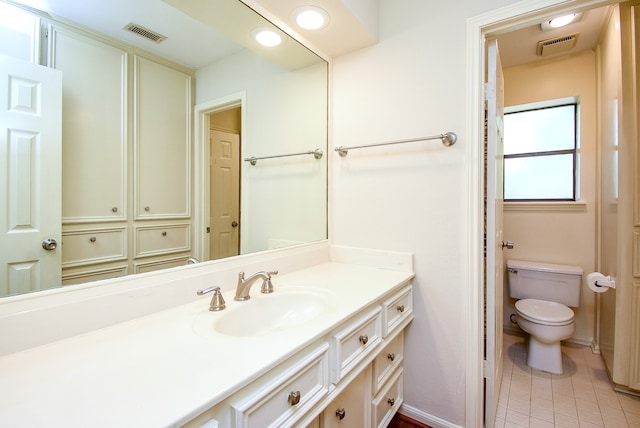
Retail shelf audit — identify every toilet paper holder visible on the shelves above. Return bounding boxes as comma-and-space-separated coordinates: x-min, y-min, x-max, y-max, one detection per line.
587, 272, 616, 292
594, 276, 616, 288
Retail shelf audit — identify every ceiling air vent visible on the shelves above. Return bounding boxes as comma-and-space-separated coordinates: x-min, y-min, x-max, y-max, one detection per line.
123, 23, 167, 44
537, 33, 579, 57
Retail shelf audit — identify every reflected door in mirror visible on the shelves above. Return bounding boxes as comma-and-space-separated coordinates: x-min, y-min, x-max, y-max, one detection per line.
0, 55, 62, 296
210, 128, 240, 260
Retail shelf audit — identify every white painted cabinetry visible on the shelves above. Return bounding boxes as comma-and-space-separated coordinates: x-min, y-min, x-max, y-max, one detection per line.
133, 55, 191, 220
49, 25, 128, 224
185, 284, 413, 428
48, 24, 193, 284
323, 368, 369, 427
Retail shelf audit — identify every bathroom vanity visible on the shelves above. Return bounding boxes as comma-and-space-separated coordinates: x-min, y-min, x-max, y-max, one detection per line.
0, 244, 414, 427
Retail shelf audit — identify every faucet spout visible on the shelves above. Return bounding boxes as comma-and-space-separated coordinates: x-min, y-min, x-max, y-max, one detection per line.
234, 270, 278, 301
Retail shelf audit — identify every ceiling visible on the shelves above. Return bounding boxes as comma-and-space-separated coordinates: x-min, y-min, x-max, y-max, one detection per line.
251, 0, 378, 58
6, 0, 377, 68
495, 5, 610, 68
8, 0, 242, 68
7, 0, 611, 70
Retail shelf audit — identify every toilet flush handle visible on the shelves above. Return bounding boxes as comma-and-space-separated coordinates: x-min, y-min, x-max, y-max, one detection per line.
501, 240, 514, 250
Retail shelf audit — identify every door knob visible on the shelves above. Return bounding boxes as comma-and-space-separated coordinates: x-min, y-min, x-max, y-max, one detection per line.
231, 221, 238, 228
501, 241, 514, 249
42, 238, 58, 250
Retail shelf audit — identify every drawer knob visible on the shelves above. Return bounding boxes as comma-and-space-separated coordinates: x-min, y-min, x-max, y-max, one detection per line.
359, 334, 369, 345
387, 353, 396, 362
162, 231, 167, 237
144, 206, 150, 212
397, 304, 405, 313
112, 207, 118, 213
288, 390, 301, 406
89, 237, 97, 243
335, 408, 346, 420
387, 397, 395, 406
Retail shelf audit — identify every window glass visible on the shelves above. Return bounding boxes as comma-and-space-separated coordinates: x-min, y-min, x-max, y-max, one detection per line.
504, 154, 574, 200
504, 105, 575, 155
503, 102, 577, 201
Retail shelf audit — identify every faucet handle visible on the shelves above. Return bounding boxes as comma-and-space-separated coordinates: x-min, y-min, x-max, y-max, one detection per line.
197, 286, 226, 311
261, 270, 278, 294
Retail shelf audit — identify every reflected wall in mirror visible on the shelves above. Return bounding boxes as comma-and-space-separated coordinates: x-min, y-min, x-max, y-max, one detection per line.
0, 0, 328, 297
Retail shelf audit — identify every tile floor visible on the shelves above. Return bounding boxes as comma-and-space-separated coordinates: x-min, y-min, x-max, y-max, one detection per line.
495, 331, 640, 427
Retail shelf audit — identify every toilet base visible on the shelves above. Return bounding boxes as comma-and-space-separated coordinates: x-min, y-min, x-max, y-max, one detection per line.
526, 335, 563, 374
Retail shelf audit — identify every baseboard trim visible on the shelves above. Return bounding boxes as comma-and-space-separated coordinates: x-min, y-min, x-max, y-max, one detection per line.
399, 404, 463, 428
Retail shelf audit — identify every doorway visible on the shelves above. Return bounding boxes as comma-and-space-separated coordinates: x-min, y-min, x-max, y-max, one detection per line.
193, 91, 246, 262
469, 1, 617, 427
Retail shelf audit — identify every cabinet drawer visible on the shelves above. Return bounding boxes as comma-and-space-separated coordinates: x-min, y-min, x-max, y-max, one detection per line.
371, 367, 403, 428
62, 227, 126, 266
231, 344, 329, 428
330, 308, 381, 383
62, 265, 128, 285
134, 224, 190, 257
382, 285, 413, 338
372, 334, 403, 394
134, 256, 190, 274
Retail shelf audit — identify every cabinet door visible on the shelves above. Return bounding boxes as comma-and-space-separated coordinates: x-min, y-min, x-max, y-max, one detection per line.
49, 25, 127, 223
323, 368, 369, 428
134, 56, 191, 219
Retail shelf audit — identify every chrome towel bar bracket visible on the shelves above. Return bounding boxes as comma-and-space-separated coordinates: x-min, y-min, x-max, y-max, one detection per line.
334, 131, 457, 157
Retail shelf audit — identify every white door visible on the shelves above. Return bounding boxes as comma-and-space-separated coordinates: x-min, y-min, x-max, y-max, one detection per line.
485, 39, 505, 428
0, 55, 62, 296
209, 129, 240, 260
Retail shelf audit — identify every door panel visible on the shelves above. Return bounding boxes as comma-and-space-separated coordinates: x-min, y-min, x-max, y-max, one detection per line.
210, 129, 240, 260
0, 55, 62, 295
485, 39, 505, 428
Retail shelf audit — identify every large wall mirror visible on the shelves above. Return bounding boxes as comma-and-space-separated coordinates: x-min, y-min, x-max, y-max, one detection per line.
0, 0, 328, 297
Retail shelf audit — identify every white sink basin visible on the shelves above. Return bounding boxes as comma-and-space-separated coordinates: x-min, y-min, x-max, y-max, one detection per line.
193, 288, 331, 337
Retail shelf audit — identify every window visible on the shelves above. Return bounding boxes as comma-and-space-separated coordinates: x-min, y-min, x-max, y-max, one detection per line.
503, 102, 578, 201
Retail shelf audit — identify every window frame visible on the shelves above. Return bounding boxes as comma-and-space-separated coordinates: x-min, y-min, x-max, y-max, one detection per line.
503, 100, 579, 202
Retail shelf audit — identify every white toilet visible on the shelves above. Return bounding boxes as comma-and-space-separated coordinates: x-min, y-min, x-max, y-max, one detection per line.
507, 259, 583, 374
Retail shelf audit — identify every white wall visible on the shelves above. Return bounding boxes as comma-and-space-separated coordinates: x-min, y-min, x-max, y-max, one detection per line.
330, 0, 520, 425
501, 51, 598, 345
196, 50, 327, 254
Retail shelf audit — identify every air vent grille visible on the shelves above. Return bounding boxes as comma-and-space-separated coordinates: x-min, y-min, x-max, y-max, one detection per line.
123, 23, 167, 44
537, 33, 579, 57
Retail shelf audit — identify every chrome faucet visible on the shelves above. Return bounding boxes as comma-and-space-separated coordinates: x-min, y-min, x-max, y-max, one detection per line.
234, 270, 278, 301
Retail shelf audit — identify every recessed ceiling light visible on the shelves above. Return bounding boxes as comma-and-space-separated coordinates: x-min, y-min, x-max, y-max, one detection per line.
293, 6, 330, 30
541, 12, 583, 31
252, 28, 282, 47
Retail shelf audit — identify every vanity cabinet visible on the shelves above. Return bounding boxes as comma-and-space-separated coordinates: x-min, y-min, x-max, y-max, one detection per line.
48, 23, 194, 284
185, 283, 413, 428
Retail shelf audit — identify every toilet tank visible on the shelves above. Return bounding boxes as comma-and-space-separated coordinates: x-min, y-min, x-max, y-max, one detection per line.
507, 259, 583, 307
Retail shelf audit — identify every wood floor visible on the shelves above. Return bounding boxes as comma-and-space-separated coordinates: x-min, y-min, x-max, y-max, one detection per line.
387, 413, 432, 428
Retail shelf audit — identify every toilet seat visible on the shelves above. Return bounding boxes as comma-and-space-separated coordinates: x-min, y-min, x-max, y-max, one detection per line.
515, 299, 574, 326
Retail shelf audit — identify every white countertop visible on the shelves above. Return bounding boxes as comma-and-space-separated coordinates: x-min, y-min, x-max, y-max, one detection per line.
0, 262, 413, 427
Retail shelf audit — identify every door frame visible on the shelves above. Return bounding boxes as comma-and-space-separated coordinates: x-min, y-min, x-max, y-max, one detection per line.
193, 91, 246, 261
465, 0, 616, 426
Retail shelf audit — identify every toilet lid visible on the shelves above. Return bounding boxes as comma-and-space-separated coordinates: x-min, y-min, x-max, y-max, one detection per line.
515, 299, 574, 325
